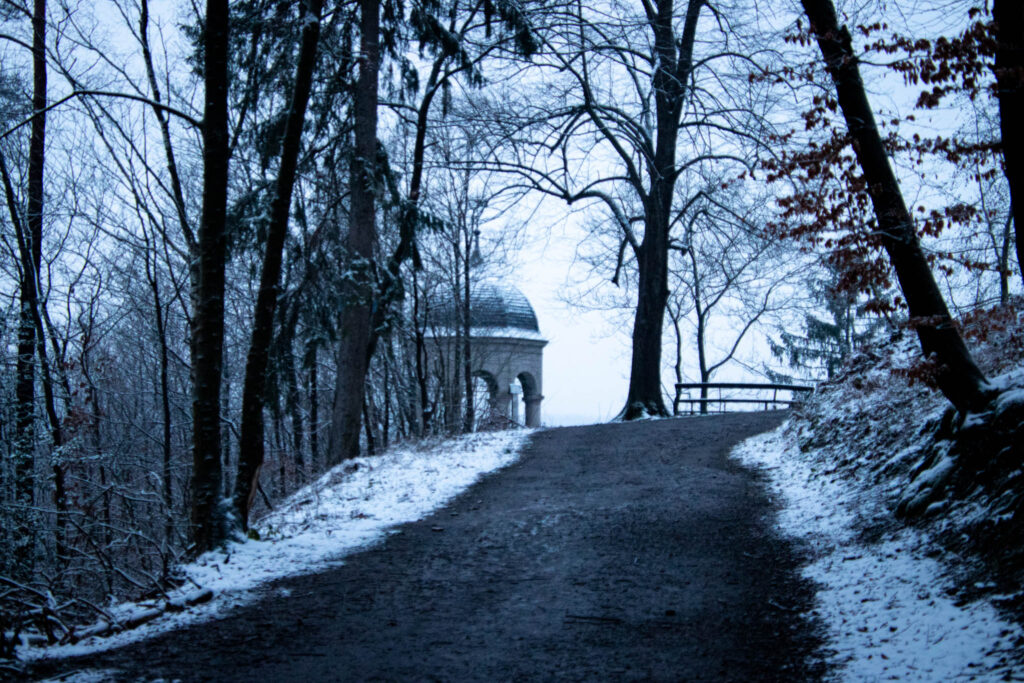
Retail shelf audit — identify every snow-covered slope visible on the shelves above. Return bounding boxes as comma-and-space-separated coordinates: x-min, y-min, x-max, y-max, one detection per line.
19, 429, 532, 662
735, 306, 1024, 680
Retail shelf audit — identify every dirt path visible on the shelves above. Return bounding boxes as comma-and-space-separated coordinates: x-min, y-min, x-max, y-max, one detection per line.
34, 414, 825, 681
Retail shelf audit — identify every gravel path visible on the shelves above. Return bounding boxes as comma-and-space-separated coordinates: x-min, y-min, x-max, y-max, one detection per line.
34, 413, 826, 681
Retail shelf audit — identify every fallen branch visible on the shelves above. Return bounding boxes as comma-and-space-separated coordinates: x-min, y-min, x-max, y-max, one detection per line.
62, 588, 214, 645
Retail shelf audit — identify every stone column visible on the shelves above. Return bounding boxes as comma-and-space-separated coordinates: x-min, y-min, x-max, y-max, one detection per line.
524, 395, 543, 427
509, 382, 522, 425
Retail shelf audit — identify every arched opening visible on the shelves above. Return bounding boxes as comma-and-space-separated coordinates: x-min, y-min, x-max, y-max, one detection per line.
470, 371, 498, 430
517, 371, 538, 398
517, 371, 542, 427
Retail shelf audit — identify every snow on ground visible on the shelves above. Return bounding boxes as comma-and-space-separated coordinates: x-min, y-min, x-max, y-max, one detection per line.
735, 426, 1022, 681
23, 429, 532, 662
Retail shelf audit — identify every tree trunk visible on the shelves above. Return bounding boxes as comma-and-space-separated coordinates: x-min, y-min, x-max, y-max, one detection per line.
36, 300, 66, 561
190, 0, 231, 553
284, 328, 306, 478
382, 358, 391, 448
307, 342, 319, 470
144, 253, 175, 548
1, 152, 33, 572
688, 248, 710, 415
993, 0, 1023, 285
462, 236, 474, 433
669, 304, 684, 416
5, 0, 48, 576
623, 228, 671, 419
800, 0, 991, 414
234, 0, 323, 528
620, 0, 702, 419
273, 408, 287, 497
696, 320, 709, 415
1000, 209, 1012, 304
449, 236, 463, 432
413, 270, 431, 434
327, 0, 380, 464
362, 391, 376, 456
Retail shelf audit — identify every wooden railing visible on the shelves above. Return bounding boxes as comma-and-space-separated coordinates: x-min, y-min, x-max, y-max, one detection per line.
673, 382, 814, 415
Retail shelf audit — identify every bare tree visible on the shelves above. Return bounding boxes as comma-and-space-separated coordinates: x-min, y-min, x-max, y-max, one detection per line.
190, 0, 231, 552
667, 187, 801, 413
410, 122, 527, 434
798, 0, 992, 413
0, 0, 51, 577
477, 0, 776, 418
234, 0, 325, 531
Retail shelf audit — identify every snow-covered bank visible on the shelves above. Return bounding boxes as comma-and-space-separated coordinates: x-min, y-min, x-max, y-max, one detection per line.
733, 310, 1024, 680
735, 429, 1021, 681
21, 429, 532, 661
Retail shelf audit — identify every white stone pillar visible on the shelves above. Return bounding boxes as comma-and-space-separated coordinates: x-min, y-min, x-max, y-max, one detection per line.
509, 382, 522, 424
524, 395, 543, 427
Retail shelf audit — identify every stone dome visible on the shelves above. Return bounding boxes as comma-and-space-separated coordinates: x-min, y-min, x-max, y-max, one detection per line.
428, 281, 542, 337
425, 277, 547, 427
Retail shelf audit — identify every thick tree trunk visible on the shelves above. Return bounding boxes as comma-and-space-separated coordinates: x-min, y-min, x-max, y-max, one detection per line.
623, 221, 671, 419
620, 0, 702, 420
327, 0, 380, 464
800, 0, 991, 414
190, 0, 231, 553
993, 0, 1024, 285
234, 0, 322, 528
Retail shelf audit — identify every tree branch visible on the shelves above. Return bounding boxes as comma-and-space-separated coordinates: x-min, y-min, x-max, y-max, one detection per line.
0, 89, 201, 142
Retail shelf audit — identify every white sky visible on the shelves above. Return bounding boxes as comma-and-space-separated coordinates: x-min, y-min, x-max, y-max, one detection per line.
515, 212, 632, 426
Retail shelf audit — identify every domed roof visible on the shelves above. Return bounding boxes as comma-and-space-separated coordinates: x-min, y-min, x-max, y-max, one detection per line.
428, 281, 543, 339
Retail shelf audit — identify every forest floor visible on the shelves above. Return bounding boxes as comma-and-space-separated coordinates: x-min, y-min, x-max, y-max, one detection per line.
27, 413, 828, 682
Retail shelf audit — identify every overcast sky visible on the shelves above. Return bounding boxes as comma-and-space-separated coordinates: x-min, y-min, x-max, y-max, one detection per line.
495, 200, 633, 427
